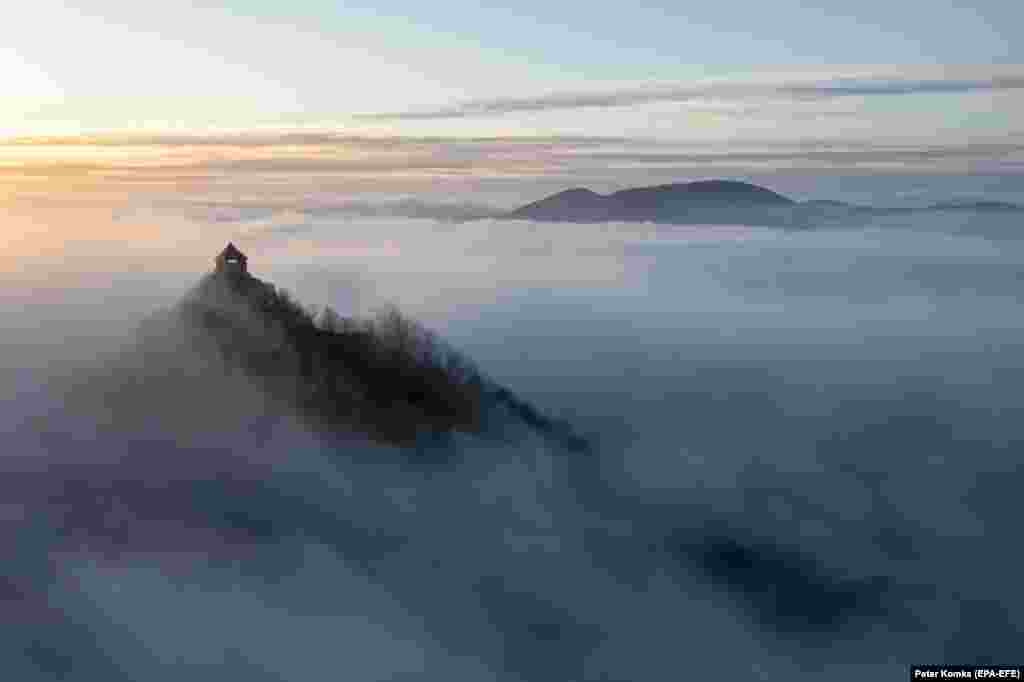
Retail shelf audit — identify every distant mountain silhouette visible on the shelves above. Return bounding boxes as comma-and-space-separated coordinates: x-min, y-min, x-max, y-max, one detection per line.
89, 248, 589, 453
508, 180, 796, 224
510, 188, 610, 222
505, 180, 1023, 226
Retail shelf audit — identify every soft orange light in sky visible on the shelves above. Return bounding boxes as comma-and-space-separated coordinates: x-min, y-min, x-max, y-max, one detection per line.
0, 138, 397, 171
0, 197, 239, 298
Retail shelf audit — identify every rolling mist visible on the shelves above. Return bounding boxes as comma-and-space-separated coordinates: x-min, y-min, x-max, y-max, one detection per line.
2, 174, 1023, 680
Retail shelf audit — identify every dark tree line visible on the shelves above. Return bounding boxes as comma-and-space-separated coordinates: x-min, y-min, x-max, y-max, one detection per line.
80, 269, 589, 453
156, 272, 488, 445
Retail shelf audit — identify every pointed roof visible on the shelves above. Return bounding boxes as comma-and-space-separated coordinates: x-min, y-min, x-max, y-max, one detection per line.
219, 242, 246, 260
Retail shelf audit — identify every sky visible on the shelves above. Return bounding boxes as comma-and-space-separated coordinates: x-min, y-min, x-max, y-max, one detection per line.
0, 1, 1020, 140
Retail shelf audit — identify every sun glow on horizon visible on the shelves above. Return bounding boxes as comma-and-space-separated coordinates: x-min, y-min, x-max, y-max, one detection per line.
0, 46, 61, 95
0, 47, 66, 140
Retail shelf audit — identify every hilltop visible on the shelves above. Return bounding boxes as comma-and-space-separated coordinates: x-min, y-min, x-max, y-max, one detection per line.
504, 179, 1024, 226
86, 245, 588, 452
507, 180, 796, 223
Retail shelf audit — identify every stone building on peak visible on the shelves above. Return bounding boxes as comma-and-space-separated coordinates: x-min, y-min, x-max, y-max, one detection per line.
215, 243, 248, 277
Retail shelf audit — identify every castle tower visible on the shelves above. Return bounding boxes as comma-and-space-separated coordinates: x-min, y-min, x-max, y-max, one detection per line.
215, 242, 248, 276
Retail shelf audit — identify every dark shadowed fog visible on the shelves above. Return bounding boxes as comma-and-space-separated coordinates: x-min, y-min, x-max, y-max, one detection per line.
2, 179, 1023, 680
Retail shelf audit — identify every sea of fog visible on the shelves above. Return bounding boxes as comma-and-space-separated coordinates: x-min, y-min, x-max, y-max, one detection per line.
2, 182, 1023, 680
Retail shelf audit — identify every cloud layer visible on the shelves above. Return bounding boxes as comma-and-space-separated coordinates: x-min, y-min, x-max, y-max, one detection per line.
355, 71, 1024, 120
4, 201, 1024, 679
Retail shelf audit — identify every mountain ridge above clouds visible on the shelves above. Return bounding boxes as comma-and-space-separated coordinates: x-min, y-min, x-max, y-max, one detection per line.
141, 181, 1024, 235
504, 179, 1024, 226
77, 257, 590, 455
508, 180, 797, 224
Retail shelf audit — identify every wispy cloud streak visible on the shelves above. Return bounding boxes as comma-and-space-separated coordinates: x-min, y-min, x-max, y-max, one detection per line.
0, 133, 630, 148
355, 73, 1024, 120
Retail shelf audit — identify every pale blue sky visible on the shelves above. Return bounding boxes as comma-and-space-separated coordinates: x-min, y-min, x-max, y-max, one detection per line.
0, 0, 1019, 144
212, 0, 1017, 66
